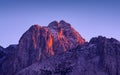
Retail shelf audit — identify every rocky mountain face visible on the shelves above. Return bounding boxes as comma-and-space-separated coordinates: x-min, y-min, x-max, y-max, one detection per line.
16, 20, 85, 72
0, 20, 120, 75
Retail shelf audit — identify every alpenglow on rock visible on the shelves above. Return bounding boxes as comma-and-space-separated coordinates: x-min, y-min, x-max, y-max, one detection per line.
16, 20, 85, 73
0, 20, 85, 75
0, 20, 120, 75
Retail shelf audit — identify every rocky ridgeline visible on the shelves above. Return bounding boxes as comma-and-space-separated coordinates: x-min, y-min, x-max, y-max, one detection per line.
0, 20, 120, 75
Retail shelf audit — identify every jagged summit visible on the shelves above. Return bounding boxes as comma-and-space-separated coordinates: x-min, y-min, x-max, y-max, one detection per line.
48, 20, 72, 29
19, 20, 85, 53
16, 20, 85, 71
19, 20, 85, 54
59, 20, 72, 28
48, 20, 59, 28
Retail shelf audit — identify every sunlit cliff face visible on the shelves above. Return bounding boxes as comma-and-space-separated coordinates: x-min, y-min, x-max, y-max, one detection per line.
17, 20, 85, 69
19, 20, 85, 55
46, 33, 54, 55
0, 20, 87, 75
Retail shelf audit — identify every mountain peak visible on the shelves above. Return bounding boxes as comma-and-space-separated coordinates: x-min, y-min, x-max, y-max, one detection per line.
48, 20, 72, 29
16, 20, 85, 70
48, 20, 60, 30
19, 20, 85, 53
59, 20, 69, 25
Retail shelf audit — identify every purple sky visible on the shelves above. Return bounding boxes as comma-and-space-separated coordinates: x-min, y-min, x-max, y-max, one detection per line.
0, 0, 120, 47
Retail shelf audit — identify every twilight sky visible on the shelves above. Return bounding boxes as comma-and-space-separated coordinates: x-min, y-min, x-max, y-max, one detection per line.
0, 0, 120, 47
